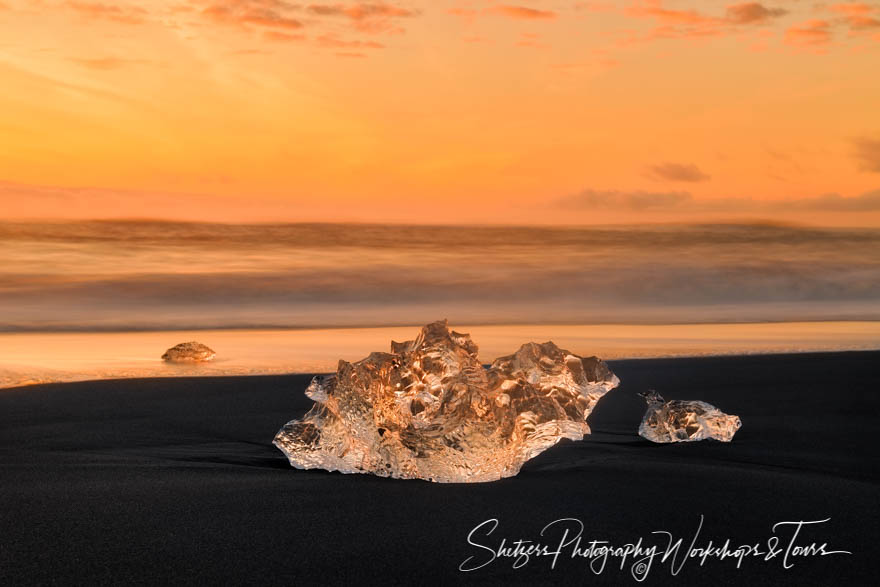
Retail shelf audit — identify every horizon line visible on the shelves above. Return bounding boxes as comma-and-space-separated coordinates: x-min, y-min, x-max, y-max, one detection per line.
3, 217, 878, 230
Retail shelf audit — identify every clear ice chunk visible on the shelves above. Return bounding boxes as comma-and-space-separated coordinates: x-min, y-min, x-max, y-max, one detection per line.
273, 320, 619, 483
638, 390, 741, 443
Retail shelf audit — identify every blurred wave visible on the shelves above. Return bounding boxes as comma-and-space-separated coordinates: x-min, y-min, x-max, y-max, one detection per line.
1, 221, 879, 331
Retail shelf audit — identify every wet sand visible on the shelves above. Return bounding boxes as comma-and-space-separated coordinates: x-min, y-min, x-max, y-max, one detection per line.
3, 321, 880, 389
1, 351, 877, 585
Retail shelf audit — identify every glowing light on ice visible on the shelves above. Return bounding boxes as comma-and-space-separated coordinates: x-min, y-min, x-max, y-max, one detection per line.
273, 320, 619, 483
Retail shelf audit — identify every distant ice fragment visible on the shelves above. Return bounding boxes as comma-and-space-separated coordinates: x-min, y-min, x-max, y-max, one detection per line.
161, 341, 216, 363
273, 320, 619, 483
638, 390, 741, 443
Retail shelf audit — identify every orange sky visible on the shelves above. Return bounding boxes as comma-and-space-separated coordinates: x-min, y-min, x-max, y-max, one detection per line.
1, 1, 879, 224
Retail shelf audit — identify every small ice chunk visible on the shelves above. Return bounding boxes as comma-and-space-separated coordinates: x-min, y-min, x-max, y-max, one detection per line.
638, 390, 741, 443
161, 342, 216, 363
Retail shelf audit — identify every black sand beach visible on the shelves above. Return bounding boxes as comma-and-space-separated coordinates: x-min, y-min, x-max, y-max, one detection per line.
1, 352, 877, 585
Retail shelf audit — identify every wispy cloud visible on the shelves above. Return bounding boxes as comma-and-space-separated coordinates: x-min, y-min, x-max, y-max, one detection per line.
784, 190, 880, 211
782, 3, 880, 48
785, 19, 833, 46
556, 188, 880, 212
557, 189, 693, 210
648, 162, 711, 182
828, 2, 880, 32
201, 1, 304, 30
307, 2, 415, 19
489, 6, 557, 20
725, 3, 788, 25
854, 137, 880, 172
607, 1, 879, 49
627, 1, 718, 26
190, 1, 411, 48
66, 1, 149, 24
316, 34, 384, 48
306, 3, 418, 33
624, 1, 789, 42
829, 2, 876, 17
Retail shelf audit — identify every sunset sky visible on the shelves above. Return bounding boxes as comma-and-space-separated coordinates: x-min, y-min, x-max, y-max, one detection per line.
1, 0, 879, 224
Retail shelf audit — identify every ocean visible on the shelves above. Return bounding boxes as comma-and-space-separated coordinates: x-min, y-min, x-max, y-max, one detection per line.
1, 221, 878, 386
3, 220, 880, 330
